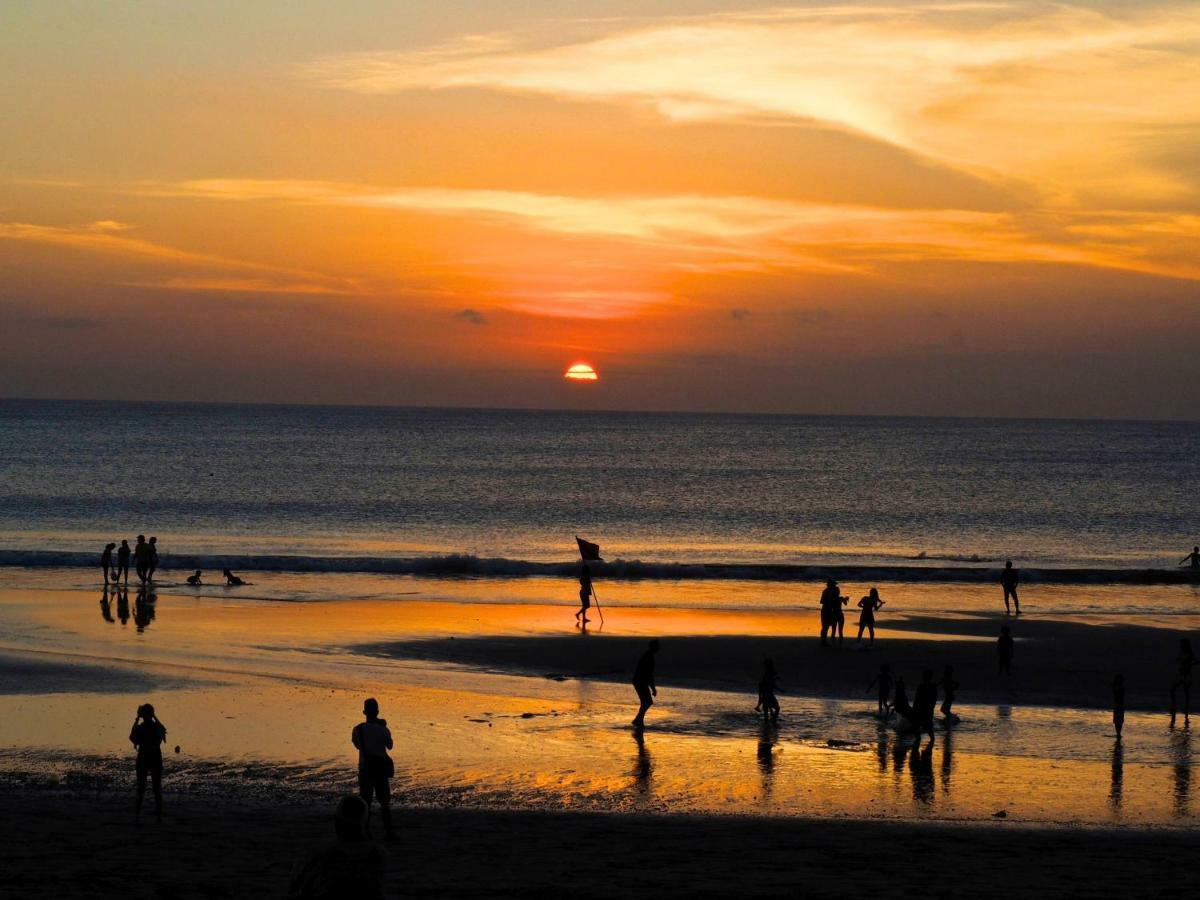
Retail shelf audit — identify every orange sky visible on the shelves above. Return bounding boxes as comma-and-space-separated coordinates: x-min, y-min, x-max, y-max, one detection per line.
1, 1, 1198, 417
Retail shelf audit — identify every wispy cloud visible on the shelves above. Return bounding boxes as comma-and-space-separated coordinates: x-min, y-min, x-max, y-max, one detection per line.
454, 307, 487, 325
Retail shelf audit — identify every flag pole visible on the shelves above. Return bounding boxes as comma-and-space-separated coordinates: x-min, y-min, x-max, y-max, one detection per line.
591, 584, 604, 628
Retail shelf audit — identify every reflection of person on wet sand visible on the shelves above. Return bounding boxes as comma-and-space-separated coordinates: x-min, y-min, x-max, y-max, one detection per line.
755, 658, 780, 723
575, 563, 592, 626
134, 588, 156, 632
129, 703, 167, 821
998, 626, 1014, 675
1109, 738, 1123, 811
99, 586, 115, 623
289, 795, 385, 900
867, 664, 893, 717
631, 639, 659, 730
1001, 560, 1021, 615
632, 729, 653, 797
223, 568, 246, 586
1170, 638, 1196, 727
116, 587, 130, 625
1180, 546, 1200, 569
351, 698, 396, 841
1112, 674, 1125, 738
856, 588, 884, 646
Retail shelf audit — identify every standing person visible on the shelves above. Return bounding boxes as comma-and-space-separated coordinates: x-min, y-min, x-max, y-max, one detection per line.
756, 658, 780, 723
867, 663, 894, 717
1001, 560, 1021, 615
116, 539, 131, 585
129, 703, 167, 821
856, 588, 885, 646
998, 626, 1015, 675
940, 665, 960, 724
147, 536, 159, 582
1112, 674, 1126, 739
100, 542, 116, 584
575, 563, 592, 626
351, 698, 395, 841
631, 639, 659, 730
913, 669, 938, 743
133, 535, 150, 584
1181, 546, 1200, 569
819, 579, 843, 647
1170, 638, 1197, 726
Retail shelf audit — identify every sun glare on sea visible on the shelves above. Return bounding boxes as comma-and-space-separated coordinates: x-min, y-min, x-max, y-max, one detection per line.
564, 363, 599, 382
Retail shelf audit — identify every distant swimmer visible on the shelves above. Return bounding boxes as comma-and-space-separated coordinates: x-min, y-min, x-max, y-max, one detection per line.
998, 626, 1014, 676
129, 702, 167, 821
913, 669, 938, 743
147, 536, 159, 582
351, 698, 395, 841
1112, 674, 1125, 739
856, 588, 885, 646
223, 568, 246, 586
101, 542, 116, 584
867, 663, 894, 717
631, 639, 659, 730
116, 539, 131, 585
1181, 546, 1200, 569
1170, 638, 1197, 727
756, 658, 780, 723
1000, 560, 1021, 615
940, 665, 960, 724
575, 563, 592, 626
819, 579, 844, 647
186, 570, 202, 586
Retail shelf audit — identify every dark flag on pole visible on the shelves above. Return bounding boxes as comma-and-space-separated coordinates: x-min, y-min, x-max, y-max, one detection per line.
576, 536, 603, 562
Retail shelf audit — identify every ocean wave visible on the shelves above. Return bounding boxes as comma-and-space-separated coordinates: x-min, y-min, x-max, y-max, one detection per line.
2, 549, 1198, 585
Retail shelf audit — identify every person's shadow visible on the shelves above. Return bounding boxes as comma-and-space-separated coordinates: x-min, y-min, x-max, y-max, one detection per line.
909, 738, 935, 806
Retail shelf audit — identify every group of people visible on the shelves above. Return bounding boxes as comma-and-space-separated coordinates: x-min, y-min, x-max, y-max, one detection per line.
818, 579, 886, 646
100, 536, 158, 585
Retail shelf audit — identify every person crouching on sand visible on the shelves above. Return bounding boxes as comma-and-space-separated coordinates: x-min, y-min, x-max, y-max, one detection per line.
856, 587, 884, 646
351, 698, 395, 841
186, 570, 202, 586
632, 639, 659, 730
223, 568, 246, 586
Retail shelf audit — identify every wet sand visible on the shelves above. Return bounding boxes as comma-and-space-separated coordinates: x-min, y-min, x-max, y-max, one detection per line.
3, 787, 1198, 899
359, 613, 1193, 713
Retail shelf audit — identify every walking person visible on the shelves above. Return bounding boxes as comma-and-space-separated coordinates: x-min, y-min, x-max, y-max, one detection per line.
856, 588, 885, 646
756, 658, 780, 723
351, 698, 395, 840
1001, 560, 1021, 615
631, 639, 659, 730
101, 542, 116, 584
129, 703, 167, 821
1170, 638, 1197, 726
867, 663, 893, 717
116, 539, 131, 585
1113, 674, 1125, 739
575, 563, 593, 626
147, 536, 159, 582
940, 665, 960, 724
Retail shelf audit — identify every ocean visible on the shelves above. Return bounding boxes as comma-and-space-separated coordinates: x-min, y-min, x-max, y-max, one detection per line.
2, 398, 1197, 575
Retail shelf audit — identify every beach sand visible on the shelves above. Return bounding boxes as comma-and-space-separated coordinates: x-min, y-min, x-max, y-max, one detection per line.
3, 788, 1199, 899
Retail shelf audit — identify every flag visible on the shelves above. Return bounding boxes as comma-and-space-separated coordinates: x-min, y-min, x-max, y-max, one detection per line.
576, 536, 602, 561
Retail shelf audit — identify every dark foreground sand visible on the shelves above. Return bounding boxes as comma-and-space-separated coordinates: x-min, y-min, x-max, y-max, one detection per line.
2, 787, 1196, 899
359, 615, 1196, 713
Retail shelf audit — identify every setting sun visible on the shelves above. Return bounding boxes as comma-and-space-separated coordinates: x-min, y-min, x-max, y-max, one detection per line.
564, 363, 599, 382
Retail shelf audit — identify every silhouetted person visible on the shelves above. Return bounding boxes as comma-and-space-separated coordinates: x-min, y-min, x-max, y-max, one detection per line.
856, 587, 884, 645
101, 542, 116, 583
116, 586, 130, 625
893, 676, 915, 728
998, 626, 1014, 675
575, 563, 592, 626
756, 658, 780, 722
940, 665, 960, 723
819, 579, 842, 647
223, 568, 246, 586
147, 536, 159, 581
834, 593, 848, 643
1112, 674, 1125, 738
129, 702, 166, 821
116, 539, 131, 584
1001, 560, 1020, 615
133, 535, 150, 583
351, 698, 395, 840
1170, 638, 1197, 726
186, 570, 202, 586
913, 669, 938, 743
631, 639, 659, 730
289, 795, 385, 900
100, 586, 115, 623
867, 663, 893, 716
1181, 546, 1200, 569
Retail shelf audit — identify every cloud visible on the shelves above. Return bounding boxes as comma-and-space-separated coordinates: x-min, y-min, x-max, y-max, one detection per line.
454, 308, 487, 325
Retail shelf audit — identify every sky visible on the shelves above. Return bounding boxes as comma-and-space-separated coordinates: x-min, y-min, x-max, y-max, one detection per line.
1, 0, 1198, 418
